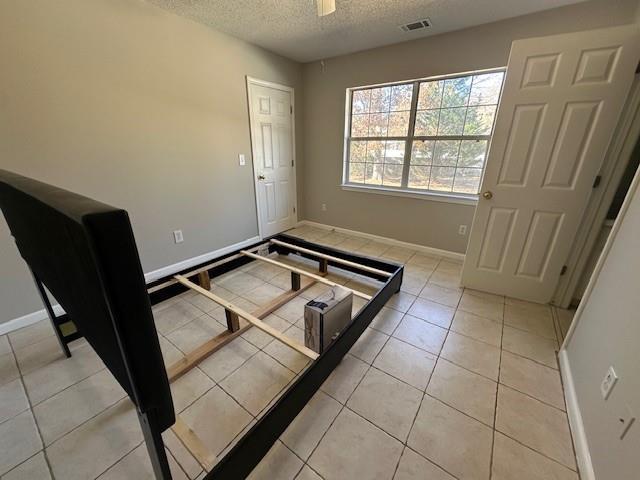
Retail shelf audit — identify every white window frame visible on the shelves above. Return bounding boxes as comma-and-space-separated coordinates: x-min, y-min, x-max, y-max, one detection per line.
341, 67, 506, 204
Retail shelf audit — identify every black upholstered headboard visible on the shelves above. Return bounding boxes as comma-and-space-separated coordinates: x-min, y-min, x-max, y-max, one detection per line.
0, 170, 174, 431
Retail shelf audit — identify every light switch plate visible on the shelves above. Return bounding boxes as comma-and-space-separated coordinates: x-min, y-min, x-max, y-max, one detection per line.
173, 230, 184, 244
601, 366, 618, 400
239, 154, 246, 166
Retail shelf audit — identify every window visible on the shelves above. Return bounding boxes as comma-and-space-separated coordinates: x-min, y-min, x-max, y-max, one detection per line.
344, 70, 505, 199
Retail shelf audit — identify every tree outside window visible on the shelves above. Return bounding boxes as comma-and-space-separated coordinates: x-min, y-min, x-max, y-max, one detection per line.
345, 70, 505, 196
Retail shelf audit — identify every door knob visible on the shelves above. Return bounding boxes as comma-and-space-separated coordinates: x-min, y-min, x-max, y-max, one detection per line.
257, 175, 265, 180
482, 191, 493, 199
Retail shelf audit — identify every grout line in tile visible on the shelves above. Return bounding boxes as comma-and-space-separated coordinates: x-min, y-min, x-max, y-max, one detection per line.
6, 335, 56, 480
0, 450, 49, 479
500, 344, 560, 371
551, 305, 564, 344
488, 298, 505, 479
387, 285, 462, 480
497, 379, 566, 413
94, 439, 144, 479
493, 427, 579, 473
278, 441, 306, 478
300, 462, 326, 480
165, 443, 195, 480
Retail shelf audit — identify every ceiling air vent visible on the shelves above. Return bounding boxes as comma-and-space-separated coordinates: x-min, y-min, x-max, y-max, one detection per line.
399, 18, 431, 32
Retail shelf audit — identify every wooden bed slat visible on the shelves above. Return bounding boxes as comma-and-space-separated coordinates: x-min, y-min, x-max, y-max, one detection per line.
147, 242, 268, 294
172, 416, 217, 471
271, 238, 393, 278
240, 250, 372, 300
174, 275, 319, 360
167, 278, 316, 382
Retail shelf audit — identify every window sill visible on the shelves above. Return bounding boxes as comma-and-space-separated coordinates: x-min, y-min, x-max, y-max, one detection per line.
340, 184, 479, 205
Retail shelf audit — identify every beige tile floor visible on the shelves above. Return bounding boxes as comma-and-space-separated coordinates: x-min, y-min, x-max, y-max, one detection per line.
0, 225, 579, 480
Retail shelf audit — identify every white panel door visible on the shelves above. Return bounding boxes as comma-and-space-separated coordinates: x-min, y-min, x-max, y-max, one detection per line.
248, 80, 296, 238
462, 24, 640, 303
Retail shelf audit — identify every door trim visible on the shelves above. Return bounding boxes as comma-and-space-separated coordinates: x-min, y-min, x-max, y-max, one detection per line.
246, 76, 298, 239
552, 76, 640, 307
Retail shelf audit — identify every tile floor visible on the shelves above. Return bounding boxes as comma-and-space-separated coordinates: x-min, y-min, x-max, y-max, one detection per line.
0, 225, 579, 480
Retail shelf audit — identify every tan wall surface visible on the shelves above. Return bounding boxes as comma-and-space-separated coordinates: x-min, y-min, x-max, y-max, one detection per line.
0, 0, 302, 324
299, 0, 638, 254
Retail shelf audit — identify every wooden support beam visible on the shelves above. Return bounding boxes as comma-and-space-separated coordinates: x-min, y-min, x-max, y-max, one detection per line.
225, 309, 240, 332
240, 250, 373, 301
172, 416, 216, 471
319, 258, 328, 274
167, 279, 315, 382
197, 271, 211, 291
271, 238, 392, 278
291, 271, 301, 291
174, 275, 319, 360
147, 242, 268, 294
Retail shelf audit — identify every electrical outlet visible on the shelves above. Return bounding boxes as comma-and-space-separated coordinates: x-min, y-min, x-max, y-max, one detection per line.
458, 225, 467, 235
601, 366, 618, 400
321, 203, 327, 211
238, 154, 246, 166
173, 230, 184, 244
618, 405, 636, 440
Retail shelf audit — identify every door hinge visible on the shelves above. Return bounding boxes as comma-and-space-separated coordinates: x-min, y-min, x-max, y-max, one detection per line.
293, 206, 296, 213
291, 160, 294, 167
593, 175, 602, 188
290, 105, 293, 114
560, 265, 568, 276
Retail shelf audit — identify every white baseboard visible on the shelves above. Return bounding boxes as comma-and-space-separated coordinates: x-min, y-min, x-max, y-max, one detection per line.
297, 220, 465, 262
559, 349, 595, 480
1, 236, 262, 335
143, 236, 261, 283
0, 304, 65, 336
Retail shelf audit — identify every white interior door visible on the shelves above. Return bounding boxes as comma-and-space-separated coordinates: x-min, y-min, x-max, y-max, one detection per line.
462, 24, 640, 303
247, 79, 296, 238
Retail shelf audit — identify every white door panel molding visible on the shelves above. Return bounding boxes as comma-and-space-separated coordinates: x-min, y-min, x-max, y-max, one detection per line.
462, 24, 640, 303
247, 78, 297, 238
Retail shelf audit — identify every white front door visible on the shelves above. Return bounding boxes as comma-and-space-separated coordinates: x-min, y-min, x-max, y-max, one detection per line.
462, 24, 640, 303
247, 79, 296, 238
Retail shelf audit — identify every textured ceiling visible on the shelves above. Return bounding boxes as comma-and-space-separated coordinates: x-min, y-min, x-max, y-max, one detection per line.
145, 0, 588, 62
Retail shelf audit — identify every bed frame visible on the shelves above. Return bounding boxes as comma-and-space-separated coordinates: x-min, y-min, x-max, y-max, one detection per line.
0, 170, 403, 479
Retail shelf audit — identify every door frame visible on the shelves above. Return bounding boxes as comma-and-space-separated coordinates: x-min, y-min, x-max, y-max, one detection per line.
246, 76, 298, 239
552, 75, 640, 307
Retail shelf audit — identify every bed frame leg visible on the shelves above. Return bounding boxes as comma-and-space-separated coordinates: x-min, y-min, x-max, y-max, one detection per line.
225, 309, 240, 332
197, 271, 211, 291
319, 258, 328, 274
139, 410, 172, 480
30, 270, 71, 358
291, 272, 301, 291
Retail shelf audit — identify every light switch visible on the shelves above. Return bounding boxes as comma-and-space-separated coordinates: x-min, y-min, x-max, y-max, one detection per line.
239, 154, 246, 166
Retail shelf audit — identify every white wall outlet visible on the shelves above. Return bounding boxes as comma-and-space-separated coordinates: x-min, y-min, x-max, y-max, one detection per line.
458, 225, 468, 235
238, 154, 246, 166
601, 366, 618, 400
173, 230, 184, 244
321, 203, 327, 211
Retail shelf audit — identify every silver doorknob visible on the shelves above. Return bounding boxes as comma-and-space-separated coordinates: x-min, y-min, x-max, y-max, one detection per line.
257, 175, 265, 180
482, 191, 493, 199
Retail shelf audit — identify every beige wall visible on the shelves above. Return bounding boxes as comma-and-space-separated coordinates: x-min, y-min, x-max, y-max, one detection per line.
564, 167, 640, 479
300, 0, 639, 254
0, 0, 302, 325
